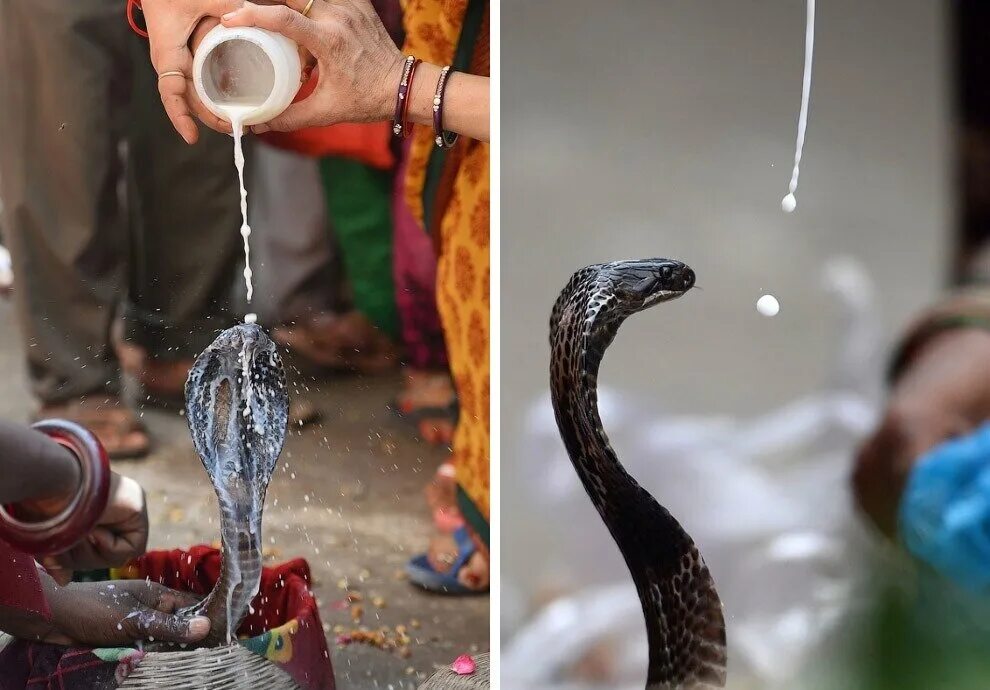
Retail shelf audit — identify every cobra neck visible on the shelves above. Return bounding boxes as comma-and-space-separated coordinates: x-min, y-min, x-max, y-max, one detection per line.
551, 320, 636, 507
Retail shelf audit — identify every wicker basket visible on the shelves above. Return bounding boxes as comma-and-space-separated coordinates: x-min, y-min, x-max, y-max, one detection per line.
120, 644, 300, 689
418, 653, 489, 690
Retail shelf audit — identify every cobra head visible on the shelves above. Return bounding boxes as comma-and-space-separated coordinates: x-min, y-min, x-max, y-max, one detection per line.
602, 258, 696, 314
184, 323, 289, 494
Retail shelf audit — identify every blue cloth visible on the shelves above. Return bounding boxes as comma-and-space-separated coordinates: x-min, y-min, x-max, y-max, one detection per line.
900, 422, 990, 592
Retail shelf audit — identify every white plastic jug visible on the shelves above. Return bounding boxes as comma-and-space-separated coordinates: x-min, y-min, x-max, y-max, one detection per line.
193, 26, 302, 127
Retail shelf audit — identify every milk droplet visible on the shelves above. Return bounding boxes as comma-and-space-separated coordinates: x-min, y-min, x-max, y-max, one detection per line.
781, 193, 797, 213
757, 294, 780, 317
244, 313, 258, 324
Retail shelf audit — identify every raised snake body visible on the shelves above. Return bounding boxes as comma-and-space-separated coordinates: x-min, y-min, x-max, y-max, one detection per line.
181, 323, 289, 647
549, 259, 727, 689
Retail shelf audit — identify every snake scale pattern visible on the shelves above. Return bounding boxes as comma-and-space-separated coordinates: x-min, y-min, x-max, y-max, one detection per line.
549, 259, 727, 689
181, 323, 289, 648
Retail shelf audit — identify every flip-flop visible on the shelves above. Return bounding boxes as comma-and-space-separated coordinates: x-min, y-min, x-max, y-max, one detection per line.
406, 526, 488, 595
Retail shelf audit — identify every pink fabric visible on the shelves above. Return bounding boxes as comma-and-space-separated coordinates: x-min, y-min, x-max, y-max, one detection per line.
392, 138, 448, 370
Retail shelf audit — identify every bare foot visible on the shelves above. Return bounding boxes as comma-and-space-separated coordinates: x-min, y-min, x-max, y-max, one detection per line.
397, 369, 457, 445
425, 464, 464, 533
397, 369, 455, 413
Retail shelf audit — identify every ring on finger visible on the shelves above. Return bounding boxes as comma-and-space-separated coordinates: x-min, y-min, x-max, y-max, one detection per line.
157, 70, 185, 81
301, 0, 315, 17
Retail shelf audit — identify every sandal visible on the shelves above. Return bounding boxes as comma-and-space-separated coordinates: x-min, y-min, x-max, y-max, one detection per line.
392, 370, 458, 445
274, 312, 401, 376
406, 526, 489, 595
35, 397, 150, 460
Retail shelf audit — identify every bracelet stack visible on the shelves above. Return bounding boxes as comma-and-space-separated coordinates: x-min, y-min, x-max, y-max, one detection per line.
432, 65, 458, 149
392, 58, 459, 148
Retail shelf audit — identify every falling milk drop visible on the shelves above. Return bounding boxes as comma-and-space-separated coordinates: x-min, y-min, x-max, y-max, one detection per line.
756, 294, 780, 317
782, 0, 815, 213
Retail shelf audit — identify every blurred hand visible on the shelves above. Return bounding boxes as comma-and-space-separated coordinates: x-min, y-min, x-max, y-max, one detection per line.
0, 573, 210, 647
220, 0, 403, 132
19, 472, 149, 584
141, 0, 246, 143
853, 328, 990, 535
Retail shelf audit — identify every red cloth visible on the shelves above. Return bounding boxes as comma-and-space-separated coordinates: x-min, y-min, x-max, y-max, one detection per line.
259, 68, 395, 170
119, 546, 334, 689
0, 539, 48, 619
129, 545, 314, 637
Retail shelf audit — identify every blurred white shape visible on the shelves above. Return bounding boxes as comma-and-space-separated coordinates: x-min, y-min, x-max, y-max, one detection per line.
0, 244, 12, 292
502, 583, 647, 690
820, 255, 882, 399
504, 257, 885, 689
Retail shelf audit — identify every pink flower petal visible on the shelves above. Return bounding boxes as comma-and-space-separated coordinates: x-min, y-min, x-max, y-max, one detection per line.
451, 654, 476, 675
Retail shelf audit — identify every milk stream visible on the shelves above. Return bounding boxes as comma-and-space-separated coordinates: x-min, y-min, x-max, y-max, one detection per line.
782, 0, 815, 213
218, 102, 261, 322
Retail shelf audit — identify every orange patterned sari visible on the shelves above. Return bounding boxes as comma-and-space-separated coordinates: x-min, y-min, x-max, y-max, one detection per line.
401, 0, 489, 540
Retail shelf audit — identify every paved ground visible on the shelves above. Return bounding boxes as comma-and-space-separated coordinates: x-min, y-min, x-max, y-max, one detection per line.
0, 298, 489, 689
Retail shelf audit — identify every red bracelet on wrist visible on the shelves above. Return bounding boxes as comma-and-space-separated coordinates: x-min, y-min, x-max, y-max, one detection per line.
0, 420, 111, 557
392, 56, 422, 139
401, 58, 423, 139
127, 0, 149, 38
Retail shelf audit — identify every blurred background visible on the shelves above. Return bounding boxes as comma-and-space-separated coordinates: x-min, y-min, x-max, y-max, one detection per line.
500, 1, 988, 688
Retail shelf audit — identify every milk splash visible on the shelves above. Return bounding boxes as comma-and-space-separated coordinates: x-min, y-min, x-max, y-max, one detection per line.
781, 0, 815, 213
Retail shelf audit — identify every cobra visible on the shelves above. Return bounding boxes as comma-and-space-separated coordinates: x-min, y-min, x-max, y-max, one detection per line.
549, 259, 727, 689
180, 323, 289, 647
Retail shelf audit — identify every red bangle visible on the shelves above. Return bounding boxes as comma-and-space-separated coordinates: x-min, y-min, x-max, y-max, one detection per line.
127, 0, 149, 38
401, 58, 422, 139
392, 56, 415, 138
432, 65, 458, 149
0, 420, 111, 557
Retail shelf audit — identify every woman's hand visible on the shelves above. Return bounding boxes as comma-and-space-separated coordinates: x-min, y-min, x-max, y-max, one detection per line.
221, 0, 404, 131
141, 0, 246, 143
0, 572, 210, 646
853, 328, 990, 535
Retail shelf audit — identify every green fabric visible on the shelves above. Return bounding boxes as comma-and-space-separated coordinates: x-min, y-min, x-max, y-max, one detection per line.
421, 0, 486, 233
456, 485, 488, 549
319, 156, 399, 339
796, 571, 990, 690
